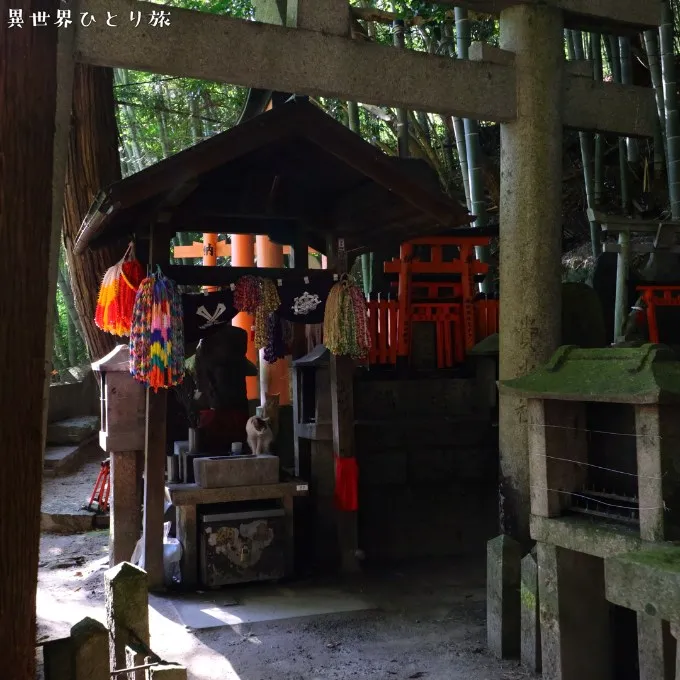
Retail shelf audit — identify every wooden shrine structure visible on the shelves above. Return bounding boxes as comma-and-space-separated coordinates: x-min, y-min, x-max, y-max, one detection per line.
1, 0, 668, 675
74, 97, 473, 588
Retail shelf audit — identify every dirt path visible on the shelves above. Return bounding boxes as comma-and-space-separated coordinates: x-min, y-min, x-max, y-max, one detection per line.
37, 532, 530, 680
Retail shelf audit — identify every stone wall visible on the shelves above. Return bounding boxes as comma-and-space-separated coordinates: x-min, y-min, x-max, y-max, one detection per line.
354, 377, 498, 561
47, 369, 99, 423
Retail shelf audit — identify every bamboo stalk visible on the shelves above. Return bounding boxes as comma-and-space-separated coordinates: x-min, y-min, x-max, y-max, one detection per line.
644, 29, 666, 178
570, 29, 584, 60
565, 29, 575, 60
345, 98, 371, 294
660, 0, 680, 218
567, 30, 599, 255
606, 37, 629, 212
644, 30, 666, 133
455, 6, 489, 281
619, 37, 640, 163
443, 21, 471, 209
592, 33, 604, 206
392, 15, 409, 159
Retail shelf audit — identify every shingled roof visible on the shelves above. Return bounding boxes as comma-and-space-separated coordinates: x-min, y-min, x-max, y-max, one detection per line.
75, 98, 472, 256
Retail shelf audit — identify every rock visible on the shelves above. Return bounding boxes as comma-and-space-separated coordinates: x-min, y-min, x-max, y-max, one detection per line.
47, 416, 100, 446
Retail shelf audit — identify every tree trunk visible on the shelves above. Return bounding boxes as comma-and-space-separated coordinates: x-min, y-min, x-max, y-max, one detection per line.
0, 1, 59, 676
62, 64, 123, 361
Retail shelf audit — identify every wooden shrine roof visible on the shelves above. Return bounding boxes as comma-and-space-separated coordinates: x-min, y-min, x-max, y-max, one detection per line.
74, 98, 472, 257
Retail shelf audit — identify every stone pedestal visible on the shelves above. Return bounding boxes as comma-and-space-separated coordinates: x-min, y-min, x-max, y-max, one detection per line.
605, 547, 680, 680
538, 543, 612, 680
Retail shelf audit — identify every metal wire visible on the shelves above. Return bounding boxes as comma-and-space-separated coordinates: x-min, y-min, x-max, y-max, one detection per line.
532, 487, 667, 512
530, 452, 665, 480
528, 420, 674, 440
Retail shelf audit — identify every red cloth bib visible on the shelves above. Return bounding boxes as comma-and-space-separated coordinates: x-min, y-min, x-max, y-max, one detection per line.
334, 455, 359, 512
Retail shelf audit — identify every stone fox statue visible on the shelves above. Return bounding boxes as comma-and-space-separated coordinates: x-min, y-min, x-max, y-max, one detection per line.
245, 416, 274, 455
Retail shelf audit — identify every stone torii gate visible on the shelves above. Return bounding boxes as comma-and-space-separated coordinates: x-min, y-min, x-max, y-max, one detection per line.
65, 0, 659, 564
0, 0, 663, 674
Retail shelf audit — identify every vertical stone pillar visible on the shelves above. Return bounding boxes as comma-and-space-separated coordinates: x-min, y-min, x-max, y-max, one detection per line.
231, 234, 259, 401
670, 622, 680, 679
487, 534, 521, 658
105, 562, 149, 674
521, 551, 541, 673
71, 617, 109, 680
637, 613, 674, 680
498, 4, 564, 542
110, 450, 143, 566
538, 543, 612, 680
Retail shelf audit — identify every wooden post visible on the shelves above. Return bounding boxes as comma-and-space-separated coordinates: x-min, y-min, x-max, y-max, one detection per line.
143, 226, 170, 591
105, 562, 150, 674
1, 4, 74, 678
231, 234, 259, 401
290, 228, 310, 476
326, 236, 359, 572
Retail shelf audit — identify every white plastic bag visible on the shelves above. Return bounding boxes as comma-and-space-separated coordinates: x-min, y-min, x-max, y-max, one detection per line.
130, 521, 182, 586
163, 521, 183, 586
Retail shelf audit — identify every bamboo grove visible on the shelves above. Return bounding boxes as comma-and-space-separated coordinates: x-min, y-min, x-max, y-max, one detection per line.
55, 0, 680, 368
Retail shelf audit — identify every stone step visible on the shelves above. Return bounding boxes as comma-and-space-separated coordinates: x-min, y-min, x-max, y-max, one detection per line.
44, 436, 98, 477
40, 511, 109, 534
46, 415, 99, 446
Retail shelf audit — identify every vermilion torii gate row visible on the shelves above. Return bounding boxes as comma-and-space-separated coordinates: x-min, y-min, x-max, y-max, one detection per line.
49, 0, 661, 583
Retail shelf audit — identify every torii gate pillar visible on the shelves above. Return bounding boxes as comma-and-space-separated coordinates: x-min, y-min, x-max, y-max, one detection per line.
498, 4, 564, 545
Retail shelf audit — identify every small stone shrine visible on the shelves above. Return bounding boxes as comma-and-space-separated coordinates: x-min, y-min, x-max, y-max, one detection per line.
499, 344, 680, 680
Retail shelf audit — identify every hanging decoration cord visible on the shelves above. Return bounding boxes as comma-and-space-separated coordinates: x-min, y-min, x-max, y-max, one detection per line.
323, 277, 371, 359
255, 278, 281, 349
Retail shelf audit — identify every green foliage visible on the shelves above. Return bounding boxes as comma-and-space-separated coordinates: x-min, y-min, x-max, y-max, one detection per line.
53, 242, 89, 374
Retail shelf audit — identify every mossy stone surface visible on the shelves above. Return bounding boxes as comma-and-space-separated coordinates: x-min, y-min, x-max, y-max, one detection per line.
605, 546, 680, 620
500, 344, 680, 404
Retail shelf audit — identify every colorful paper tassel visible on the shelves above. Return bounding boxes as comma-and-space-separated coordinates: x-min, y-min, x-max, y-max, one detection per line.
129, 268, 184, 391
94, 243, 145, 336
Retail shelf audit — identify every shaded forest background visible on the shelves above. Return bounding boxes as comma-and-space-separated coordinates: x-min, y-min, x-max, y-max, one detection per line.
53, 0, 680, 372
